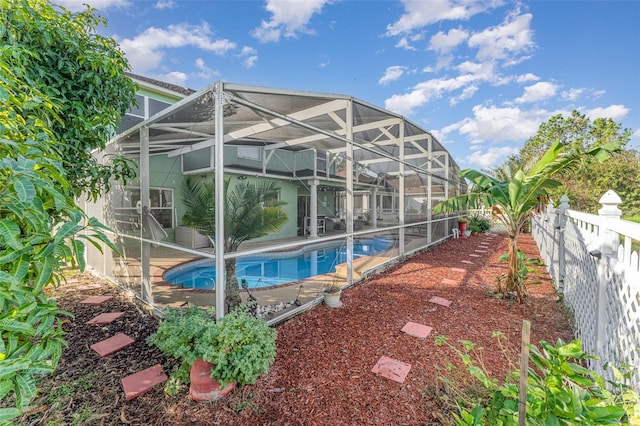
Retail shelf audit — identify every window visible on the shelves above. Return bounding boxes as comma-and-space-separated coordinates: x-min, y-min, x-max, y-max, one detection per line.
116, 95, 172, 134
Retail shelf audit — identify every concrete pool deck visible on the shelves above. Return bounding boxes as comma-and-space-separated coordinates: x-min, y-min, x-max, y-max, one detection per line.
108, 234, 407, 315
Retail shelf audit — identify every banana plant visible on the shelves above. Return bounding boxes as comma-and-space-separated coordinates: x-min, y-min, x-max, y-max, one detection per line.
433, 140, 620, 302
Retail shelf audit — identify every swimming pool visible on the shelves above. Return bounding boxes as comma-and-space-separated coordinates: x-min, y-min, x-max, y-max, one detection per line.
163, 237, 393, 290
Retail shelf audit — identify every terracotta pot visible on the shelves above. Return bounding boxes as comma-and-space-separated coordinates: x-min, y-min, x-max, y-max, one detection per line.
190, 358, 234, 401
458, 222, 467, 232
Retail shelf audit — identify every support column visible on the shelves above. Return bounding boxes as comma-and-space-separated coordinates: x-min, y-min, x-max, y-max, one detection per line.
427, 137, 433, 244
371, 187, 378, 228
140, 125, 153, 305
398, 119, 405, 255
309, 179, 319, 238
214, 82, 226, 320
345, 100, 354, 285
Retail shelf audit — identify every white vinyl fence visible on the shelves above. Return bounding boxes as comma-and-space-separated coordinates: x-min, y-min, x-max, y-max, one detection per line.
532, 190, 640, 390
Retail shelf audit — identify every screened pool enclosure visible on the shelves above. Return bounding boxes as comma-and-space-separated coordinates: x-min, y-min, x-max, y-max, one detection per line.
83, 81, 466, 320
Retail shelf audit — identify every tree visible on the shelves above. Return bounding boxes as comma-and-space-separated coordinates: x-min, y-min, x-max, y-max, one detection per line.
1, 1, 134, 420
0, 45, 117, 424
433, 141, 620, 303
181, 177, 288, 312
1, 0, 137, 199
514, 111, 635, 214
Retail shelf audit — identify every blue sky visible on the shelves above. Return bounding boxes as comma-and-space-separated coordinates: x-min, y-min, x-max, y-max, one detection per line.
56, 0, 640, 169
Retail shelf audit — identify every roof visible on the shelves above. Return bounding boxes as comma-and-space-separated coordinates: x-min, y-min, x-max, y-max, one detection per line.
125, 72, 196, 97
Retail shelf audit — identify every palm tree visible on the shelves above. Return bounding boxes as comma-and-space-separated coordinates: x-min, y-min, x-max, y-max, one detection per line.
433, 141, 619, 302
181, 176, 288, 312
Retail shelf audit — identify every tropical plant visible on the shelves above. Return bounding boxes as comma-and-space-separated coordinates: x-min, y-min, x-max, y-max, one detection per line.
181, 176, 288, 312
435, 336, 640, 425
468, 215, 492, 234
147, 306, 277, 390
0, 43, 119, 424
433, 141, 619, 302
1, 3, 134, 420
2, 0, 137, 200
511, 111, 638, 217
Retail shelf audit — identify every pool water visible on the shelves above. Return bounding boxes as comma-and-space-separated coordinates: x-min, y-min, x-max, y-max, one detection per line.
164, 237, 393, 290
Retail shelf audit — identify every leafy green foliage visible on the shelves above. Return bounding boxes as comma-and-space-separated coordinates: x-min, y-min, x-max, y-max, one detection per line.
0, 2, 130, 420
468, 215, 492, 234
147, 306, 277, 391
1, 0, 137, 200
511, 111, 638, 217
197, 306, 277, 387
436, 336, 640, 425
496, 250, 544, 296
181, 176, 288, 311
433, 141, 620, 302
145, 306, 215, 385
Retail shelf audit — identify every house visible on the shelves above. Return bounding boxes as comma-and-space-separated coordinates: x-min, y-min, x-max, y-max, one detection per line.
83, 74, 466, 318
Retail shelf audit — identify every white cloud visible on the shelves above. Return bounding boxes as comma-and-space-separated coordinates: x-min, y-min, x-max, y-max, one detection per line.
468, 12, 535, 64
155, 71, 188, 86
54, 0, 130, 11
516, 73, 539, 83
239, 46, 259, 69
428, 27, 469, 54
449, 85, 478, 105
561, 88, 584, 101
252, 0, 330, 43
386, 0, 503, 36
385, 75, 477, 115
444, 105, 555, 143
194, 58, 219, 80
515, 81, 558, 104
583, 104, 629, 121
154, 0, 175, 9
379, 66, 407, 85
395, 37, 417, 51
117, 23, 236, 73
384, 67, 494, 115
464, 145, 520, 168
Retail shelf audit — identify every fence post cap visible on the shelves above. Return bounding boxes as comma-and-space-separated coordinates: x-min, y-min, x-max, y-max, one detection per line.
598, 190, 622, 217
559, 194, 570, 210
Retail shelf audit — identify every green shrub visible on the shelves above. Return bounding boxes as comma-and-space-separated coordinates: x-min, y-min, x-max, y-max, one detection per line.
468, 215, 492, 234
435, 336, 640, 425
147, 306, 277, 390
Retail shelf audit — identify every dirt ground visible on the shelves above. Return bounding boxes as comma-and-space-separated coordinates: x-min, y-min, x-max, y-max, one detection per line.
21, 233, 573, 425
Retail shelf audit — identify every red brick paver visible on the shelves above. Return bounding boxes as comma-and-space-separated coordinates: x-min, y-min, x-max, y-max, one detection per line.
429, 296, 452, 307
86, 312, 125, 325
121, 364, 168, 400
91, 333, 135, 357
401, 322, 433, 339
79, 295, 114, 305
371, 356, 411, 383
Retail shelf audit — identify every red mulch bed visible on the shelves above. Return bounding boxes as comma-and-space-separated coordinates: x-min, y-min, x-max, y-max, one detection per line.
24, 233, 572, 425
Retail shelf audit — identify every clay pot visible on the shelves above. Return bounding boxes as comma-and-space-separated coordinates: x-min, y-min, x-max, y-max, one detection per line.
189, 358, 234, 401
